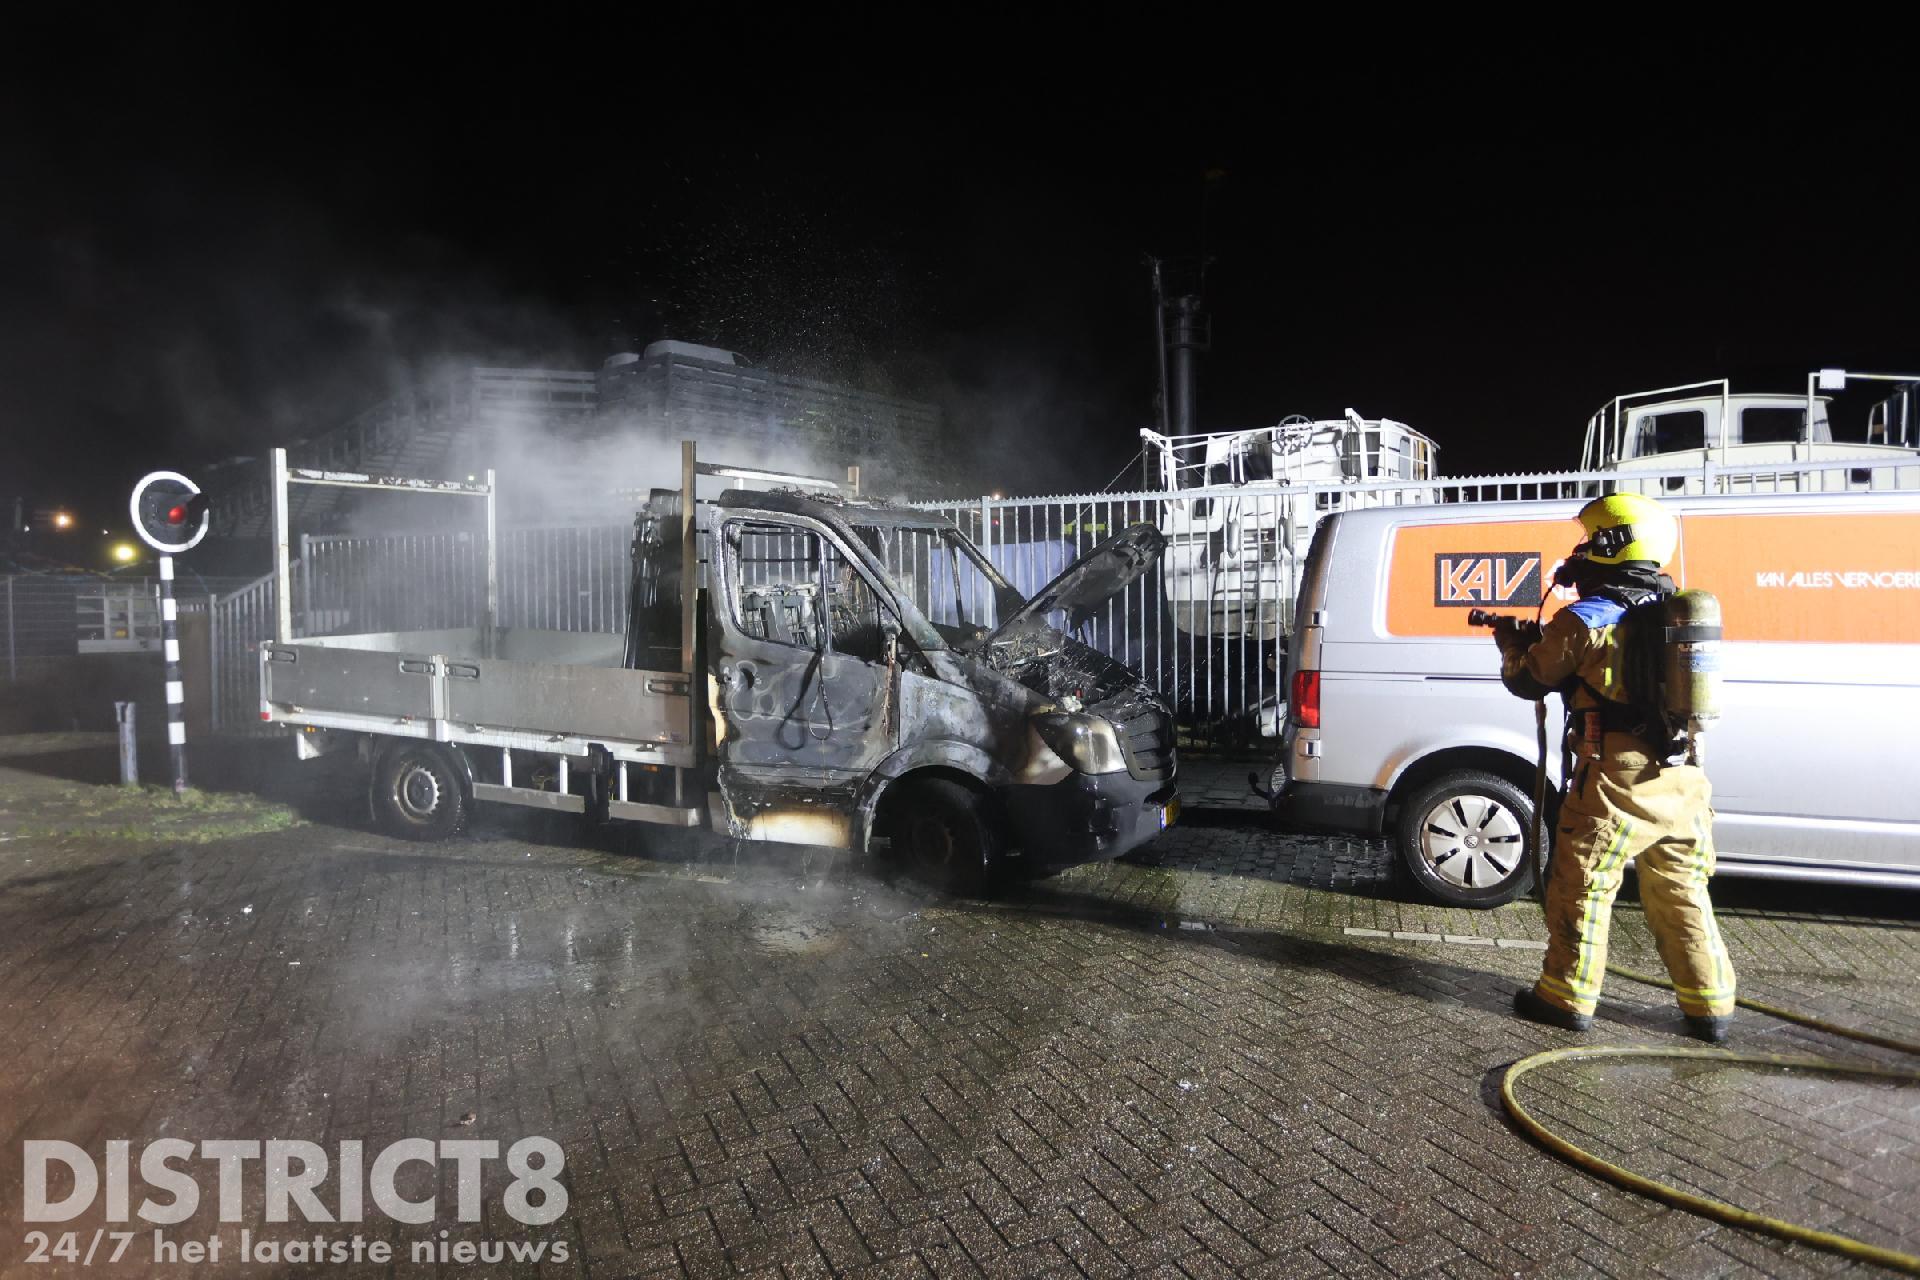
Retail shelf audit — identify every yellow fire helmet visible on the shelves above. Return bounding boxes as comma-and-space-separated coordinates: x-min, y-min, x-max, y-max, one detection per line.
1574, 492, 1678, 565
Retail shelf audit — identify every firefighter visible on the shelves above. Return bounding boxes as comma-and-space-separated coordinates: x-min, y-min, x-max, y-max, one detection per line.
1491, 493, 1737, 1042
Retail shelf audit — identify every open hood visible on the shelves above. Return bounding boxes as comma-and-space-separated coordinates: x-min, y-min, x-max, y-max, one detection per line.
986, 522, 1167, 645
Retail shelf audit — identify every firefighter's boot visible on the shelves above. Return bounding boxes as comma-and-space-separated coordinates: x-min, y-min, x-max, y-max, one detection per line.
1514, 986, 1591, 1032
1686, 1013, 1732, 1044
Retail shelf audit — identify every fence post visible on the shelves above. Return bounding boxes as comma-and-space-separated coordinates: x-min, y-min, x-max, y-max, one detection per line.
208, 586, 222, 731
484, 468, 499, 655
115, 701, 138, 785
300, 532, 313, 636
5, 575, 13, 683
272, 447, 292, 645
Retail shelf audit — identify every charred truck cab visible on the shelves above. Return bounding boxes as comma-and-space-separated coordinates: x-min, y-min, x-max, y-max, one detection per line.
698, 490, 1178, 885
261, 444, 1178, 891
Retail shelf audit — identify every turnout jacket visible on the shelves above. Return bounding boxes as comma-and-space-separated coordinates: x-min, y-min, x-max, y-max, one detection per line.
1498, 597, 1663, 759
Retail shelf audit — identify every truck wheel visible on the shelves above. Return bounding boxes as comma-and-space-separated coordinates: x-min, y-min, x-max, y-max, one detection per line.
1395, 770, 1535, 908
898, 778, 1002, 898
372, 743, 468, 841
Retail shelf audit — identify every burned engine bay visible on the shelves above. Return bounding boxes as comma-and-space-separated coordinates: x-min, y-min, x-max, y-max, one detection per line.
969, 623, 1167, 722
961, 518, 1171, 720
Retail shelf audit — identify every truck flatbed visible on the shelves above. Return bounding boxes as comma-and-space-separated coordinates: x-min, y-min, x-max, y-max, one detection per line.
265, 626, 700, 824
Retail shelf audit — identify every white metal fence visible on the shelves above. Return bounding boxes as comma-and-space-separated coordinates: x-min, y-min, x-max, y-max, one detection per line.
209, 455, 1920, 737
209, 528, 632, 729
0, 573, 246, 677
299, 526, 633, 637
210, 566, 287, 732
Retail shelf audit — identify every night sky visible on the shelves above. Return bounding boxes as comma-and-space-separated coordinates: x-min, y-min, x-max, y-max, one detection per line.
5, 35, 1915, 558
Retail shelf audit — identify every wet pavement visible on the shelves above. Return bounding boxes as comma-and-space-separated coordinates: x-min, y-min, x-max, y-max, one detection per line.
1, 738, 1917, 1277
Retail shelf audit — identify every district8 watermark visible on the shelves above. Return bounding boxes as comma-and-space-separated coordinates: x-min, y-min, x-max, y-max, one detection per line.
17, 1137, 571, 1268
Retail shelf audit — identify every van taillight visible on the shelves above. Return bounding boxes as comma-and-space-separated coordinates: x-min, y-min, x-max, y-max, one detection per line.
1291, 670, 1320, 728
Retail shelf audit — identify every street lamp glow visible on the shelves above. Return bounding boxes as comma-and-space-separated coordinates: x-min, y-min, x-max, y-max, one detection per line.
111, 543, 137, 563
53, 511, 73, 529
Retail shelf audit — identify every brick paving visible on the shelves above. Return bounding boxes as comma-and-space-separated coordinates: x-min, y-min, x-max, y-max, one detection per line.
0, 742, 1916, 1277
1163, 757, 1271, 815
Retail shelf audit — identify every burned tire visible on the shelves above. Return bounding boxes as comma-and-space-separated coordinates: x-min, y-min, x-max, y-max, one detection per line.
1395, 770, 1535, 908
372, 743, 468, 841
898, 778, 1002, 898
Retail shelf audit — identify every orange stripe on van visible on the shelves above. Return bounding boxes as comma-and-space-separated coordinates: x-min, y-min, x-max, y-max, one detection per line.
1678, 511, 1920, 644
1385, 509, 1920, 642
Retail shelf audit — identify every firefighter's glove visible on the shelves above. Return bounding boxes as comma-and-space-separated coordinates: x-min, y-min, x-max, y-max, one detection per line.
1491, 616, 1542, 654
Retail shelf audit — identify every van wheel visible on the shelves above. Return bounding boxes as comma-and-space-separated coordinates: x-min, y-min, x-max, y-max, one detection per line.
372, 744, 468, 841
898, 778, 1002, 898
1396, 771, 1534, 907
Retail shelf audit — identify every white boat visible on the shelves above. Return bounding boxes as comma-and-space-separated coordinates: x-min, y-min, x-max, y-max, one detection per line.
1142, 411, 1440, 642
1582, 369, 1920, 491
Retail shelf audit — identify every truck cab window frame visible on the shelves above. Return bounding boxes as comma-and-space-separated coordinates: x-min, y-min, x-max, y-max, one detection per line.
856, 520, 1020, 646
723, 516, 927, 670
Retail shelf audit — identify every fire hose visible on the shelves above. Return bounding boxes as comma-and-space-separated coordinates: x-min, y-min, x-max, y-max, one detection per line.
1501, 969, 1920, 1274
1473, 613, 1920, 1273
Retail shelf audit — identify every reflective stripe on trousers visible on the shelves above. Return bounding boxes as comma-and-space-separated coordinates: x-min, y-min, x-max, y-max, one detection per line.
1535, 757, 1736, 1019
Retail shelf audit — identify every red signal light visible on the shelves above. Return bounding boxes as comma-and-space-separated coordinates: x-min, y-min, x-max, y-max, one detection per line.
130, 471, 207, 554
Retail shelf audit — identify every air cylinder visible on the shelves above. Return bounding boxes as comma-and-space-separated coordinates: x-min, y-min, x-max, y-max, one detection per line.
1662, 589, 1723, 729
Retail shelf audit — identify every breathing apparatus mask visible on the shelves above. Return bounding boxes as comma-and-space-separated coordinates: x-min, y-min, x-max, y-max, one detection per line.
1555, 558, 1673, 606
1552, 553, 1601, 593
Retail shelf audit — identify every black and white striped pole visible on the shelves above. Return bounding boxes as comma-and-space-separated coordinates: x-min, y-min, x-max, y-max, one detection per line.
157, 554, 187, 793
130, 472, 209, 798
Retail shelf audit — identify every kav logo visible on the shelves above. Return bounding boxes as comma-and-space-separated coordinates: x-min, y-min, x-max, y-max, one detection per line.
1434, 553, 1542, 607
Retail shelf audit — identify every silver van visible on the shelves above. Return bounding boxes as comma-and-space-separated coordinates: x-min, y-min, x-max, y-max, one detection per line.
1275, 492, 1920, 906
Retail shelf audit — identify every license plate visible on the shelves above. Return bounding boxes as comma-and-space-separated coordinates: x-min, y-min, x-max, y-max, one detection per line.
1159, 796, 1181, 830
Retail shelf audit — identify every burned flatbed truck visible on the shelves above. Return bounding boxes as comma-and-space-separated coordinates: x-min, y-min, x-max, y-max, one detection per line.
259, 445, 1179, 889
